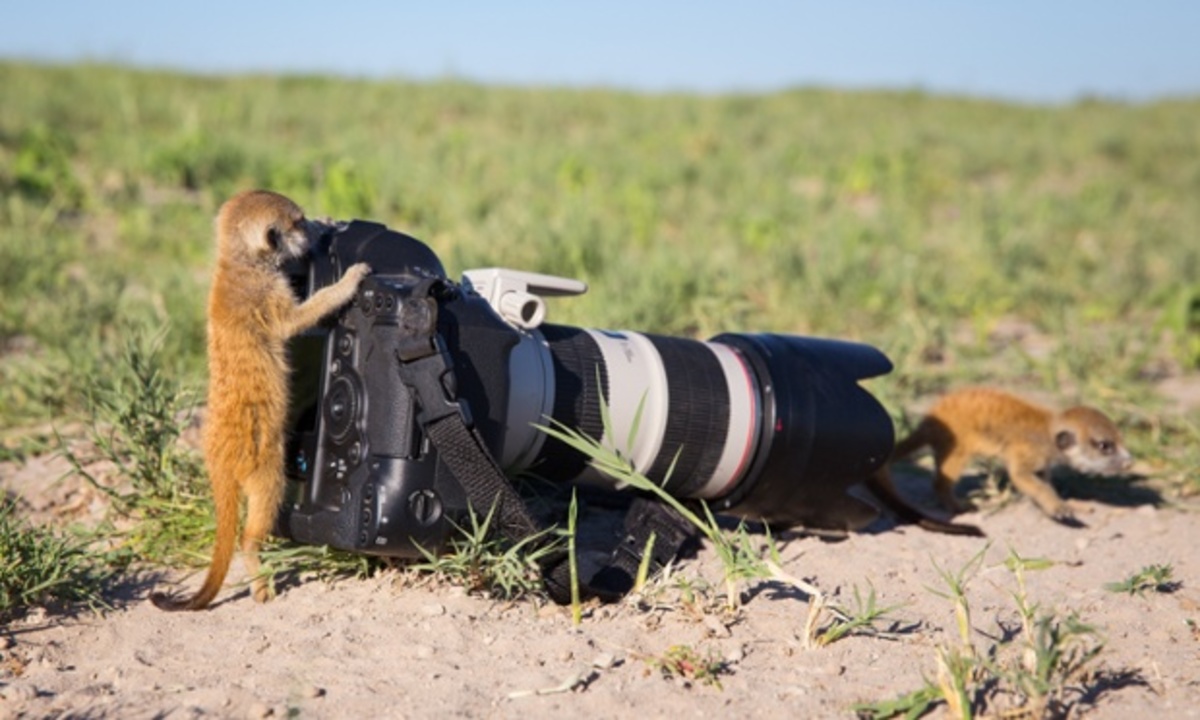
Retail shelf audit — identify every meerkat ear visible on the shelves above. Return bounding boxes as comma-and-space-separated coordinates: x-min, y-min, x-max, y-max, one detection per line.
1054, 430, 1076, 450
266, 227, 282, 251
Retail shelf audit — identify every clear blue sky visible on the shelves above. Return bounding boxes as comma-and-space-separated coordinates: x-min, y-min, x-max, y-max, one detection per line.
3, 1, 1198, 103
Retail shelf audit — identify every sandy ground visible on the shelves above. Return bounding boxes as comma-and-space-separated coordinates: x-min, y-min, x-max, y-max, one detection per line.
1, 438, 1198, 719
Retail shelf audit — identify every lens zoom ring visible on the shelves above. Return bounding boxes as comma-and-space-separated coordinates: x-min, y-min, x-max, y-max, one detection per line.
645, 335, 729, 496
536, 325, 609, 481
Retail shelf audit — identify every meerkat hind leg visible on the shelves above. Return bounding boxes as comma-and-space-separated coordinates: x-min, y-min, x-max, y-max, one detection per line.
241, 469, 286, 603
930, 445, 972, 515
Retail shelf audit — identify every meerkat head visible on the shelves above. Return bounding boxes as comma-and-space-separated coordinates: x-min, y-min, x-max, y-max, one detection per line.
216, 189, 316, 267
1052, 406, 1133, 476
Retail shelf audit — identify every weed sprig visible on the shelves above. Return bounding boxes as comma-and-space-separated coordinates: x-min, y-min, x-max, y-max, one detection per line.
59, 330, 211, 567
856, 548, 1111, 720
1104, 563, 1179, 596
0, 499, 112, 619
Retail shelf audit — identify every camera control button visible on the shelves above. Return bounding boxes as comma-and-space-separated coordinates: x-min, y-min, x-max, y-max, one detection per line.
408, 490, 442, 527
324, 375, 361, 442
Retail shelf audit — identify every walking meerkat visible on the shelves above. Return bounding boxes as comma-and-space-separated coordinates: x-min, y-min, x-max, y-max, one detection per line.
151, 190, 370, 611
872, 387, 1132, 528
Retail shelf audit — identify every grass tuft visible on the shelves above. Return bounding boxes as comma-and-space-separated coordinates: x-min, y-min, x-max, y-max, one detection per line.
59, 329, 212, 567
1104, 563, 1180, 596
411, 500, 559, 601
856, 547, 1113, 719
642, 643, 731, 690
0, 499, 112, 620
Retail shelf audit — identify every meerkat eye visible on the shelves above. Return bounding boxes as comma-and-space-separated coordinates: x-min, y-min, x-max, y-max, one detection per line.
1093, 439, 1116, 455
266, 227, 282, 250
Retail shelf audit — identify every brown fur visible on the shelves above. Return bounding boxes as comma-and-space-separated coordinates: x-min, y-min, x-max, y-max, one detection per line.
151, 190, 370, 611
872, 388, 1132, 529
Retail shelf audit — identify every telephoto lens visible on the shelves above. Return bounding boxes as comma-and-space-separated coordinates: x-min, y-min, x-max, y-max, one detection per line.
282, 220, 893, 558
496, 323, 894, 532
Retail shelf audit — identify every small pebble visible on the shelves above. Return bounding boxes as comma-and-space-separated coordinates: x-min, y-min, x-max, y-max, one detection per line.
0, 683, 37, 702
301, 684, 324, 699
420, 603, 446, 617
592, 653, 616, 670
246, 701, 272, 719
703, 615, 731, 638
414, 644, 435, 659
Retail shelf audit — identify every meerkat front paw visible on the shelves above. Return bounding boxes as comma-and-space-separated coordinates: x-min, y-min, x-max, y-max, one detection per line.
344, 262, 372, 284
1049, 502, 1086, 528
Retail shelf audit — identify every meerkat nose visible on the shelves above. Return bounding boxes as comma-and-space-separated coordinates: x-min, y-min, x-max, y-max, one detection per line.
301, 218, 333, 245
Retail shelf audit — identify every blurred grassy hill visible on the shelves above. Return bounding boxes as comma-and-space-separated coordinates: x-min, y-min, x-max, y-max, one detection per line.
1, 62, 1197, 482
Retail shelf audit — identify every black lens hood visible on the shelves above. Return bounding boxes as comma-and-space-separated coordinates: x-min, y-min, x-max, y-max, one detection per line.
708, 334, 894, 531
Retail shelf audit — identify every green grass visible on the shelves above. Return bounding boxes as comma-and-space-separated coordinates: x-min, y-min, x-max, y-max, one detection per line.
0, 499, 112, 620
855, 549, 1113, 720
410, 500, 560, 600
1, 62, 1198, 448
1104, 563, 1180, 596
59, 330, 213, 568
642, 643, 731, 690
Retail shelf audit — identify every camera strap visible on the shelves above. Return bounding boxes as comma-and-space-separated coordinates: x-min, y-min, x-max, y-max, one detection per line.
395, 279, 698, 605
541, 493, 699, 604
394, 281, 542, 542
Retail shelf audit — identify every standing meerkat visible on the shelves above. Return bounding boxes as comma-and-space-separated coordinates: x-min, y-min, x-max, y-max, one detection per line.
872, 387, 1132, 528
151, 190, 370, 611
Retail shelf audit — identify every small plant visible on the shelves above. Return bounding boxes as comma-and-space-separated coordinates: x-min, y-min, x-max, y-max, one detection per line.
1104, 563, 1179, 596
927, 545, 989, 656
411, 500, 559, 600
813, 583, 908, 647
253, 540, 381, 596
854, 684, 943, 720
643, 644, 730, 689
559, 486, 583, 626
60, 329, 212, 566
988, 550, 1106, 718
0, 499, 112, 619
857, 548, 1110, 720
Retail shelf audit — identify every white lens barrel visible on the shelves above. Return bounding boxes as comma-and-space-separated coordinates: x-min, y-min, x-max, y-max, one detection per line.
580, 330, 672, 486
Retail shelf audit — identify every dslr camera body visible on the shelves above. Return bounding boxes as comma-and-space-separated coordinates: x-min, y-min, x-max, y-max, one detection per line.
280, 220, 895, 557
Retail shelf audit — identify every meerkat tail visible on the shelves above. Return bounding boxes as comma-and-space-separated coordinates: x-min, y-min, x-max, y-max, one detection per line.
865, 469, 984, 537
150, 475, 241, 612
890, 424, 930, 462
916, 517, 985, 537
